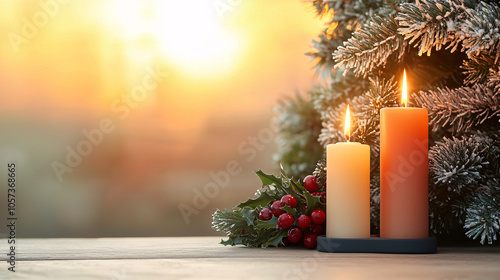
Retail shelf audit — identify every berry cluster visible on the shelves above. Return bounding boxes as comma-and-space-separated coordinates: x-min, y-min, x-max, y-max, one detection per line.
258, 174, 326, 249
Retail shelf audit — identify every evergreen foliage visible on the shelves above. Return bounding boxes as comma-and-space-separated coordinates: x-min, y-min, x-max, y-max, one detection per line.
273, 0, 500, 244
415, 84, 500, 132
333, 15, 406, 77
212, 168, 325, 248
274, 93, 324, 179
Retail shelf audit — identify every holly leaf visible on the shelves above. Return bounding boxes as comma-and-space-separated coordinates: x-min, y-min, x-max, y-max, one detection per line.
241, 207, 257, 226
256, 216, 279, 229
256, 170, 297, 198
281, 205, 297, 215
245, 229, 274, 247
280, 163, 289, 179
237, 191, 274, 209
261, 230, 288, 248
290, 179, 307, 195
220, 236, 243, 246
304, 192, 325, 215
256, 170, 283, 187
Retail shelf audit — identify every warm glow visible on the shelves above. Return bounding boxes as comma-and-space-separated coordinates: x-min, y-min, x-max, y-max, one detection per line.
111, 0, 241, 77
402, 69, 408, 107
344, 105, 351, 142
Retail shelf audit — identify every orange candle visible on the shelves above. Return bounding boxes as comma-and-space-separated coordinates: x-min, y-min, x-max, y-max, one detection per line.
380, 70, 429, 239
327, 105, 371, 238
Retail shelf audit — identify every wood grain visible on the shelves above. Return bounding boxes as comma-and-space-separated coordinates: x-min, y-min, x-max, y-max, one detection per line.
1, 237, 499, 279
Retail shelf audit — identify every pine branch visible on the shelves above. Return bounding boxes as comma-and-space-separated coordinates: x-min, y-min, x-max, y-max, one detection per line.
310, 71, 368, 121
212, 208, 253, 236
318, 102, 351, 147
465, 190, 500, 244
370, 175, 381, 233
305, 0, 340, 40
306, 0, 337, 21
307, 0, 401, 77
331, 0, 392, 27
333, 14, 406, 77
462, 53, 497, 85
350, 76, 399, 153
429, 196, 466, 235
396, 0, 466, 56
397, 0, 500, 60
460, 1, 500, 61
352, 117, 380, 154
358, 76, 400, 116
307, 28, 352, 76
307, 0, 390, 28
430, 136, 490, 189
428, 135, 493, 235
274, 93, 323, 178
318, 76, 399, 149
487, 66, 500, 92
415, 84, 500, 132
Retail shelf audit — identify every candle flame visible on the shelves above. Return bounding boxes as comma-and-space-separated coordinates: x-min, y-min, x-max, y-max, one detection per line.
402, 69, 408, 107
344, 104, 351, 142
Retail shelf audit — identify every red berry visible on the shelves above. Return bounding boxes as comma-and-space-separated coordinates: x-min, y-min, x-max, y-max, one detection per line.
303, 175, 318, 192
310, 223, 324, 235
303, 232, 318, 249
297, 215, 311, 229
311, 210, 326, 224
287, 228, 303, 243
311, 192, 320, 196
271, 200, 286, 217
259, 208, 273, 221
277, 213, 294, 229
320, 192, 326, 203
281, 194, 297, 208
282, 237, 291, 246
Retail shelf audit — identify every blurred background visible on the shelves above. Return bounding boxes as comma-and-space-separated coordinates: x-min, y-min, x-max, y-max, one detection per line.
0, 0, 324, 237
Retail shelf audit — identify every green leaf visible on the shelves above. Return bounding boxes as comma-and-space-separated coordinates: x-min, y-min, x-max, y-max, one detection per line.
220, 238, 232, 246
220, 236, 243, 246
237, 191, 274, 209
245, 229, 275, 247
280, 205, 297, 215
304, 192, 325, 215
290, 179, 307, 194
261, 230, 288, 248
257, 169, 297, 199
255, 170, 283, 187
256, 216, 279, 230
212, 208, 248, 234
241, 207, 257, 226
279, 163, 289, 179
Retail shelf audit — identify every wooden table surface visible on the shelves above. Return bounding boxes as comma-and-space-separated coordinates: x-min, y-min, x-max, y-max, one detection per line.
1, 237, 500, 279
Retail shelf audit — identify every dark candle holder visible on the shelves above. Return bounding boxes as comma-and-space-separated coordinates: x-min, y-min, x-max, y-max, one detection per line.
317, 235, 437, 254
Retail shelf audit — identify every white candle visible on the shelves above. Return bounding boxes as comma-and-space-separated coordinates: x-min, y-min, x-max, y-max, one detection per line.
326, 105, 371, 238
